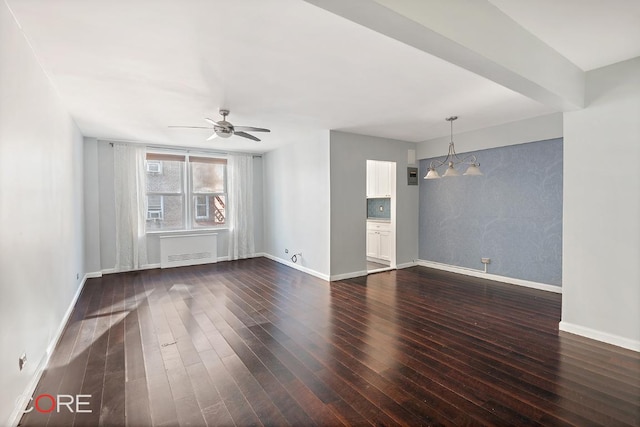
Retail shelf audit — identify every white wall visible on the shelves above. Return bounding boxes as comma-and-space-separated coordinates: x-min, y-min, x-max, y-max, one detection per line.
97, 141, 116, 270
0, 2, 85, 424
329, 131, 419, 278
83, 137, 101, 273
89, 140, 265, 271
253, 156, 264, 253
262, 131, 331, 278
417, 112, 563, 159
562, 57, 640, 351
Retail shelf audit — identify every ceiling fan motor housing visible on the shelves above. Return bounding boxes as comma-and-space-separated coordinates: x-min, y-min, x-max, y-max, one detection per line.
169, 108, 268, 141
214, 119, 233, 138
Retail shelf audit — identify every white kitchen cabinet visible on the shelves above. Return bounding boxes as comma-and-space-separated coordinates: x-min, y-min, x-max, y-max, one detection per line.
366, 221, 391, 262
366, 229, 379, 258
376, 162, 391, 197
378, 231, 391, 261
366, 160, 392, 198
366, 160, 377, 198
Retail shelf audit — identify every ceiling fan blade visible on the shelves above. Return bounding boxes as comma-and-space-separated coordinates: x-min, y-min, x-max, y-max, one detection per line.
168, 125, 212, 129
206, 133, 218, 141
204, 118, 218, 126
235, 131, 261, 142
234, 126, 271, 133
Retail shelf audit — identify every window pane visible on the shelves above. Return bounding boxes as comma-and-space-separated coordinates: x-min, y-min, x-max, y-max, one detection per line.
146, 195, 184, 230
192, 195, 225, 227
146, 160, 183, 193
192, 162, 225, 193
195, 195, 209, 219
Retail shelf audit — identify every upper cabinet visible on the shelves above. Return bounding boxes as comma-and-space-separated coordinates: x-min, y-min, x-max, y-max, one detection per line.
366, 160, 392, 198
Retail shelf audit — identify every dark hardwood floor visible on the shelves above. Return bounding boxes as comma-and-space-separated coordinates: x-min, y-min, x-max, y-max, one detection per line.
19, 258, 640, 426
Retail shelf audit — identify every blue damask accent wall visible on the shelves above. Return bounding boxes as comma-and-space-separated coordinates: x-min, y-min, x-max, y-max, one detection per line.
419, 138, 562, 286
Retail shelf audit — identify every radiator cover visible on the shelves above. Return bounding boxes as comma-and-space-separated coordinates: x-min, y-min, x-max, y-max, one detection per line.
159, 233, 217, 268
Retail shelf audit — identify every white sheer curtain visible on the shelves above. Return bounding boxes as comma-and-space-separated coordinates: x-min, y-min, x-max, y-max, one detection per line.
227, 153, 255, 260
113, 143, 148, 270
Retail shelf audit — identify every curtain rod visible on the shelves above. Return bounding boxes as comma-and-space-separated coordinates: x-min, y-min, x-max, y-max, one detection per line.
101, 138, 263, 158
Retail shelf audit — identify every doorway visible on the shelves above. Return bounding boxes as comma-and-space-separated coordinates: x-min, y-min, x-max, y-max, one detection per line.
365, 160, 396, 273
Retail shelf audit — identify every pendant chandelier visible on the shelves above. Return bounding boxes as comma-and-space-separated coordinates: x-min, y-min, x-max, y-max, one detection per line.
424, 116, 482, 179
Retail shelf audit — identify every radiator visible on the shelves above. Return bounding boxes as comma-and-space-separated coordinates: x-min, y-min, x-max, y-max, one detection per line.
159, 233, 217, 268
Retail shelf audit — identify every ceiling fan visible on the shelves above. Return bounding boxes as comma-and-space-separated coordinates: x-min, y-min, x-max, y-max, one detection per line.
169, 109, 270, 141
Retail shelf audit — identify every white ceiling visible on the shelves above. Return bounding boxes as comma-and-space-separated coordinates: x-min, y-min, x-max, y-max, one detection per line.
487, 0, 640, 71
5, 0, 639, 153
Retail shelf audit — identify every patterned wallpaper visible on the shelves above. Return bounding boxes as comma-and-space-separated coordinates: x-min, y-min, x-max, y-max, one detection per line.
419, 138, 563, 286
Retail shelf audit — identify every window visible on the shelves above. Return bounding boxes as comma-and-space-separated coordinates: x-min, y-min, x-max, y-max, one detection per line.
194, 196, 209, 219
147, 195, 164, 220
145, 153, 227, 231
190, 156, 226, 228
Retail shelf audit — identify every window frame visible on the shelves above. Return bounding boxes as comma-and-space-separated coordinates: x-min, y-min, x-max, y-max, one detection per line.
145, 151, 227, 233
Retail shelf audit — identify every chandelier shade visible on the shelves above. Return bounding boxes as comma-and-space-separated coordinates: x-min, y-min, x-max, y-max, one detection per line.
442, 163, 460, 177
424, 116, 482, 180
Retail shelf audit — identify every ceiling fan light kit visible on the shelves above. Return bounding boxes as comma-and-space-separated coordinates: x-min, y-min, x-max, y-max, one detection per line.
424, 116, 482, 180
170, 109, 270, 142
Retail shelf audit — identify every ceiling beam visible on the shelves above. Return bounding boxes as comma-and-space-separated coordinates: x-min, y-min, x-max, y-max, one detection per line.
303, 0, 585, 111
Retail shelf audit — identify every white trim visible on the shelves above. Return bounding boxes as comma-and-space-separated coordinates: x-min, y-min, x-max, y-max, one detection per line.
366, 256, 390, 265
331, 261, 416, 281
85, 271, 103, 279
99, 252, 247, 274
416, 259, 562, 294
559, 321, 640, 352
396, 261, 417, 269
367, 267, 393, 274
261, 253, 330, 281
217, 253, 262, 263
9, 274, 89, 427
330, 270, 369, 281
102, 263, 161, 275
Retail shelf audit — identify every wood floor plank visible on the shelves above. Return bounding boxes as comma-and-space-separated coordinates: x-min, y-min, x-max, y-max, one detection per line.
19, 258, 640, 426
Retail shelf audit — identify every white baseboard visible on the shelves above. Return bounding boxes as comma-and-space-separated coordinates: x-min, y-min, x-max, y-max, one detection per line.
101, 263, 161, 275
330, 270, 369, 281
86, 271, 102, 279
396, 261, 417, 269
416, 259, 562, 294
9, 274, 89, 427
329, 261, 416, 281
100, 253, 268, 274
366, 256, 390, 266
559, 321, 640, 352
261, 253, 330, 281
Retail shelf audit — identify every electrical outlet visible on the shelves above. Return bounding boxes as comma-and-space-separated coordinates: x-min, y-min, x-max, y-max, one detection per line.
19, 353, 27, 371
481, 258, 491, 264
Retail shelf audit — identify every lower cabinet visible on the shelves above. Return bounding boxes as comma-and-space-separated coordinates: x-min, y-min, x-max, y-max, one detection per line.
366, 229, 380, 258
366, 221, 390, 262
378, 230, 390, 261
